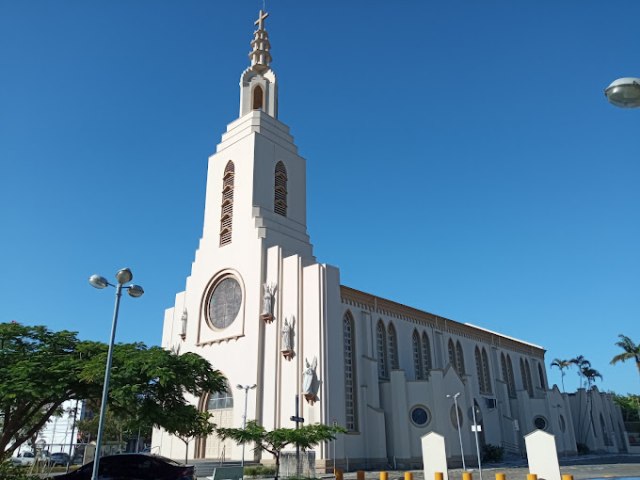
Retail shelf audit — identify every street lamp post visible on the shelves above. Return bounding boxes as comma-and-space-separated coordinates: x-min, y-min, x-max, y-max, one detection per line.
447, 392, 466, 471
471, 403, 483, 480
88, 268, 144, 480
605, 77, 640, 108
236, 384, 257, 467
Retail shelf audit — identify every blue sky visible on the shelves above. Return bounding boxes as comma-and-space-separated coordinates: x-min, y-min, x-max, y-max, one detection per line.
1, 1, 638, 396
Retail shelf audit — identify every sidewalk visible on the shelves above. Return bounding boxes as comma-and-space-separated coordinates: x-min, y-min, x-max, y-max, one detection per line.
205, 454, 640, 480
338, 454, 640, 480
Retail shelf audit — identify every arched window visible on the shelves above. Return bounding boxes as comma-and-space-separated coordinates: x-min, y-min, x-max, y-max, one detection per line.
412, 330, 423, 380
422, 332, 432, 375
537, 362, 546, 389
455, 341, 465, 376
274, 161, 287, 216
448, 339, 456, 368
220, 161, 235, 246
475, 347, 484, 391
253, 85, 264, 110
343, 312, 358, 431
482, 348, 492, 394
525, 359, 533, 397
503, 353, 516, 398
507, 355, 516, 398
376, 320, 388, 379
388, 323, 399, 370
520, 358, 534, 397
207, 383, 233, 410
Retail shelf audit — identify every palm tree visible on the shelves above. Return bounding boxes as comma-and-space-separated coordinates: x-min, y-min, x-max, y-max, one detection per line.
581, 367, 603, 388
570, 355, 591, 389
610, 334, 640, 376
550, 358, 572, 392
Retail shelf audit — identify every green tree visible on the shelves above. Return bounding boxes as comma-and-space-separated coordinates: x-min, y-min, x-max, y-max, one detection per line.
550, 358, 572, 392
216, 420, 344, 480
610, 335, 640, 377
612, 393, 640, 422
162, 408, 215, 464
0, 322, 226, 460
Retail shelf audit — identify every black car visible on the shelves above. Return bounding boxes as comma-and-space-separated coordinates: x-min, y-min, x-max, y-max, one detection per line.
50, 453, 196, 480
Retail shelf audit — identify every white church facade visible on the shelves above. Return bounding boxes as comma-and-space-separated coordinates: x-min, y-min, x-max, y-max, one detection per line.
152, 10, 629, 469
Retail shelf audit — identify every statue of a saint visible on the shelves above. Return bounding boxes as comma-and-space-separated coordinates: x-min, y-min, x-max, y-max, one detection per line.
261, 283, 276, 322
282, 316, 295, 352
303, 356, 318, 400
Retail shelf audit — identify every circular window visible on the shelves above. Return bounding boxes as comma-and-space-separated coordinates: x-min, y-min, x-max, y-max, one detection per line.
559, 415, 566, 432
534, 416, 547, 430
410, 406, 430, 427
450, 405, 464, 430
208, 277, 242, 329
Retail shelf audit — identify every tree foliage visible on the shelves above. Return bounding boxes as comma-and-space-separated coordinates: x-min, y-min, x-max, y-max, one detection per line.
612, 393, 640, 422
611, 334, 640, 376
216, 421, 344, 480
0, 322, 226, 459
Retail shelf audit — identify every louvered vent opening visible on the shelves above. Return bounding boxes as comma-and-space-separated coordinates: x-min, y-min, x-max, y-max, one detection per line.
274, 162, 288, 217
220, 161, 234, 246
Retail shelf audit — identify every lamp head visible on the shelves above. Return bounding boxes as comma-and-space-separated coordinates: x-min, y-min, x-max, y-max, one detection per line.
89, 275, 109, 289
236, 384, 243, 390
605, 77, 640, 108
115, 268, 133, 285
250, 384, 257, 389
127, 284, 144, 298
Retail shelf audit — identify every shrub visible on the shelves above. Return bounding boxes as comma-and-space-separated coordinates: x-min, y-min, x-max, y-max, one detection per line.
0, 462, 39, 480
576, 442, 590, 455
481, 443, 504, 463
244, 465, 278, 477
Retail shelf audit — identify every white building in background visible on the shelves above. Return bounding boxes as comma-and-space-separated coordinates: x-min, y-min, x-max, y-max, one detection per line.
24, 400, 81, 454
152, 10, 629, 469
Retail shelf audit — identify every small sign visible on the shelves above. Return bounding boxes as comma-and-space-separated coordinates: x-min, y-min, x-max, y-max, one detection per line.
471, 425, 482, 432
290, 415, 305, 423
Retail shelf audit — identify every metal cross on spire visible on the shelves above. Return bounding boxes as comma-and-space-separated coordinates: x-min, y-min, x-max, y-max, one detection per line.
255, 9, 269, 31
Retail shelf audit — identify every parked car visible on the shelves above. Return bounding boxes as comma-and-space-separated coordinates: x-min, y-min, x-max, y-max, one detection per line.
12, 451, 36, 466
50, 452, 71, 466
50, 453, 196, 480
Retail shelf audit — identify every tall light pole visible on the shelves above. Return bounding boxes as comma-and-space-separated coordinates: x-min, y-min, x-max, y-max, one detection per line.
236, 384, 256, 467
447, 392, 466, 471
605, 77, 640, 108
88, 268, 144, 480
471, 402, 483, 480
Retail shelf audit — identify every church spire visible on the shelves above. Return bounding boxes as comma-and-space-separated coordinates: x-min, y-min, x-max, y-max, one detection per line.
238, 9, 278, 118
249, 10, 272, 73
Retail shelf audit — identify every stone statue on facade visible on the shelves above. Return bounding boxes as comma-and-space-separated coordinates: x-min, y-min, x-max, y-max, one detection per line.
303, 356, 319, 404
281, 316, 295, 360
261, 282, 276, 323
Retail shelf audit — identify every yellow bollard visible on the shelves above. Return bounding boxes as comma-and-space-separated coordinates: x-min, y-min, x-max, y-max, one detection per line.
335, 468, 344, 480
357, 470, 365, 480
527, 474, 537, 480
435, 473, 444, 480
380, 472, 388, 480
562, 475, 574, 480
462, 472, 473, 480
405, 472, 413, 480
495, 474, 506, 480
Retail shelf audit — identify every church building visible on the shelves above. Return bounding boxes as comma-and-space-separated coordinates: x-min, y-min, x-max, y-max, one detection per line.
152, 10, 629, 469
